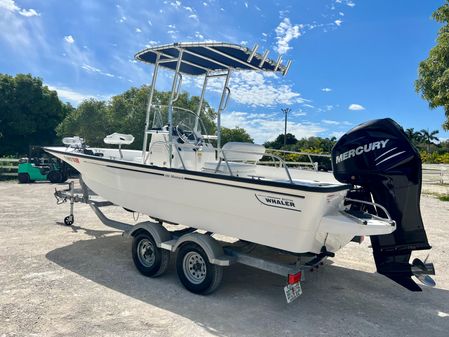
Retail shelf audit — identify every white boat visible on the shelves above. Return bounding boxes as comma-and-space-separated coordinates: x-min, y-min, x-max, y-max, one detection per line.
45, 42, 434, 292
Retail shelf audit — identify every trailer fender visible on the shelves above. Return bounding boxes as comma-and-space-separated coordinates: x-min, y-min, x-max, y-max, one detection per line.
173, 233, 232, 267
124, 221, 171, 247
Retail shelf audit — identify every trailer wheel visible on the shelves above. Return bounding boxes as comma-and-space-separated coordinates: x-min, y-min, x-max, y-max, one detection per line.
64, 215, 74, 226
176, 243, 223, 295
18, 173, 31, 184
132, 232, 169, 277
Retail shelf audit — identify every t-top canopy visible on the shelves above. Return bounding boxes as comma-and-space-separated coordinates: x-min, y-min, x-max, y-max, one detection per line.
134, 42, 292, 76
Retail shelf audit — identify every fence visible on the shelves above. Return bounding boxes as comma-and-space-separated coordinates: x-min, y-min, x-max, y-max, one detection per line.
0, 158, 19, 179
422, 164, 449, 185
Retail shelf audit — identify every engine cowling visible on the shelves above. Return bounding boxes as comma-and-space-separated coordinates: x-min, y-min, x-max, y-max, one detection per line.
332, 118, 432, 291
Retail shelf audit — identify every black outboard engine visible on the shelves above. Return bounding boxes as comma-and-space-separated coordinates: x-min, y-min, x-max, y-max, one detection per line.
332, 118, 435, 291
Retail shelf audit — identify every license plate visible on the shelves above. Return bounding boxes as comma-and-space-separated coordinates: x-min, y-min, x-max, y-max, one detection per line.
284, 282, 302, 303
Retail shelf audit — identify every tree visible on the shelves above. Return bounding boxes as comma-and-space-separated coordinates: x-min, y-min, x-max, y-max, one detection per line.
220, 127, 253, 145
405, 128, 423, 144
0, 73, 71, 156
264, 133, 298, 149
57, 99, 110, 147
415, 1, 449, 130
419, 129, 440, 152
57, 86, 218, 150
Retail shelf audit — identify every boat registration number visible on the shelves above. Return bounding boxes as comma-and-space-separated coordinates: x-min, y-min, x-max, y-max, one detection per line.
284, 282, 302, 303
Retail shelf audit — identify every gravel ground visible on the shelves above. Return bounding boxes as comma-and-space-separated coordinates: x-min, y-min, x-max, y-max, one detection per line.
1, 180, 449, 337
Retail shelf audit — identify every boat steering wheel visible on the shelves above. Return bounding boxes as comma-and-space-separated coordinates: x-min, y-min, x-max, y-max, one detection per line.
175, 122, 200, 145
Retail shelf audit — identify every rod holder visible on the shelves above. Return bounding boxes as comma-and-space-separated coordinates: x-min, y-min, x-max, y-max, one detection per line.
247, 44, 259, 63
274, 55, 283, 72
283, 60, 292, 76
259, 50, 269, 67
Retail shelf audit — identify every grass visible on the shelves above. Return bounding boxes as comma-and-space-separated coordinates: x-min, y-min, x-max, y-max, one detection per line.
438, 194, 449, 202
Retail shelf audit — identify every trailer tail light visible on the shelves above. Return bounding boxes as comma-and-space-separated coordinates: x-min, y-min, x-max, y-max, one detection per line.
288, 272, 302, 284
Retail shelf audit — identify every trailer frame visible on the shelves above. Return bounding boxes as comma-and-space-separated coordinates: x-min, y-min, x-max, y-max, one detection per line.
54, 178, 328, 303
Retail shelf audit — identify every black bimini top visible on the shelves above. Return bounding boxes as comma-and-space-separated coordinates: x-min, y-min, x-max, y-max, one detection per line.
134, 42, 292, 76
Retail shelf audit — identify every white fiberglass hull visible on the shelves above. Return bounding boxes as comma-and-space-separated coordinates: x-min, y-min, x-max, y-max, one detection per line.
46, 147, 395, 254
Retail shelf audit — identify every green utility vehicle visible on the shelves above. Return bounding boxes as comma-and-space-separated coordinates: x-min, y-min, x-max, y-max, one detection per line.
18, 146, 69, 184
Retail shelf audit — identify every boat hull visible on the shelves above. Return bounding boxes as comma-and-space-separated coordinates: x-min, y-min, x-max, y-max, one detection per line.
46, 147, 356, 254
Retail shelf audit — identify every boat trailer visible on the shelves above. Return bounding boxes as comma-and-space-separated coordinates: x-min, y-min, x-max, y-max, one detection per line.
54, 178, 329, 303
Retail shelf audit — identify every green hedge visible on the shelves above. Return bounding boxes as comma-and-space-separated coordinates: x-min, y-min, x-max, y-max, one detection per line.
420, 151, 449, 164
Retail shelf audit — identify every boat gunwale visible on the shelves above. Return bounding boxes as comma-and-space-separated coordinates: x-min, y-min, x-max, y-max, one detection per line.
44, 147, 351, 194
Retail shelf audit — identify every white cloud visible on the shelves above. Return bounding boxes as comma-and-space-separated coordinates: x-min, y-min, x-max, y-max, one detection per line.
230, 71, 305, 107
348, 104, 365, 111
292, 111, 307, 117
322, 119, 340, 125
81, 63, 116, 78
221, 111, 325, 144
81, 64, 101, 73
330, 131, 345, 139
0, 0, 19, 11
347, 1, 356, 7
194, 32, 204, 39
274, 18, 302, 54
321, 87, 332, 92
189, 14, 198, 21
47, 85, 111, 105
244, 2, 248, 8
135, 28, 142, 33
170, 1, 182, 9
19, 8, 39, 17
334, 19, 343, 26
64, 35, 75, 44
0, 0, 39, 16
145, 40, 159, 47
191, 71, 306, 107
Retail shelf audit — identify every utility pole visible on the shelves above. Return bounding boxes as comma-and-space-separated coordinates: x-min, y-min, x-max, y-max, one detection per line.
281, 108, 291, 147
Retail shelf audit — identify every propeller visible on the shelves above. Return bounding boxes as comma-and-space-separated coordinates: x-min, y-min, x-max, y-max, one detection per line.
411, 257, 436, 288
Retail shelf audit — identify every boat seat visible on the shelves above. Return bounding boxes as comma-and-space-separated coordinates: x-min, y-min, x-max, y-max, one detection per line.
220, 142, 265, 162
104, 133, 135, 145
202, 161, 257, 177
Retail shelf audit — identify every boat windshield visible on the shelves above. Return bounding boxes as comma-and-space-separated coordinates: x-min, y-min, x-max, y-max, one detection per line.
151, 105, 211, 139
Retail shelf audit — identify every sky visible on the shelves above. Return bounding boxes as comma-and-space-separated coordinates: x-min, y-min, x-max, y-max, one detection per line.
0, 0, 448, 144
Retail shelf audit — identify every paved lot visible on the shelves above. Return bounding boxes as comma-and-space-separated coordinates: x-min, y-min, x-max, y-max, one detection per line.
1, 180, 449, 337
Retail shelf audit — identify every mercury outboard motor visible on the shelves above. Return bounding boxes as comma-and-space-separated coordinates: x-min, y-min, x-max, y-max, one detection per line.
332, 118, 435, 291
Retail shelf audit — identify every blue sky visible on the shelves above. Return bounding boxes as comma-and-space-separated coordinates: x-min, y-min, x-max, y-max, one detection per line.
0, 0, 448, 143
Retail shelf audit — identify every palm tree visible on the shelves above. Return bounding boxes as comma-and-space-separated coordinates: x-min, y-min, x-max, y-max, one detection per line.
419, 129, 439, 152
405, 128, 423, 144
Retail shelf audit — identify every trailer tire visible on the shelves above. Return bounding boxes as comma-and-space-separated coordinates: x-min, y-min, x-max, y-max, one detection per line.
176, 243, 223, 295
132, 232, 169, 277
18, 173, 31, 184
64, 215, 74, 226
